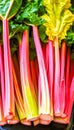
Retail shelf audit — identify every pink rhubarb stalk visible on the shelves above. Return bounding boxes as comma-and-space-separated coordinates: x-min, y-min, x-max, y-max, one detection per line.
0, 45, 6, 125
67, 77, 74, 122
48, 40, 54, 118
60, 41, 66, 117
12, 58, 26, 120
3, 19, 15, 119
19, 30, 38, 120
65, 47, 71, 115
0, 93, 6, 126
33, 26, 51, 122
0, 45, 5, 114
54, 36, 60, 116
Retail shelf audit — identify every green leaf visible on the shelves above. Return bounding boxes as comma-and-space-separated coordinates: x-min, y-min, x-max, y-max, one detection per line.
8, 0, 22, 20
70, 6, 74, 14
15, 0, 44, 25
9, 20, 29, 38
65, 23, 74, 46
0, 0, 22, 20
0, 0, 12, 19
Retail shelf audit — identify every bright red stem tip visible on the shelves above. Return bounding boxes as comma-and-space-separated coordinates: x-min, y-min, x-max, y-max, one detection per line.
3, 19, 15, 119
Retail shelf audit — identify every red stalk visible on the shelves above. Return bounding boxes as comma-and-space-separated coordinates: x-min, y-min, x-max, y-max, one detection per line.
30, 59, 39, 126
70, 59, 74, 82
54, 36, 60, 116
0, 93, 6, 126
0, 45, 5, 113
42, 45, 46, 66
0, 45, 6, 125
67, 77, 74, 121
60, 41, 66, 116
19, 30, 38, 120
3, 19, 15, 119
64, 47, 71, 115
12, 58, 26, 120
12, 54, 22, 93
46, 43, 49, 74
54, 54, 74, 124
33, 26, 51, 122
34, 59, 39, 82
30, 60, 38, 98
48, 40, 54, 117
54, 77, 74, 124
42, 44, 49, 75
66, 59, 74, 121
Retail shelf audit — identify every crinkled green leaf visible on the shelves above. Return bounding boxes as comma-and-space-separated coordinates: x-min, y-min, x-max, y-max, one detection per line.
70, 6, 74, 13
65, 23, 74, 45
65, 7, 74, 46
15, 0, 44, 25
9, 21, 29, 38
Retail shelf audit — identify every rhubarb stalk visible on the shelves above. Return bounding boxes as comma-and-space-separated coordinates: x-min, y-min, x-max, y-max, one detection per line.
65, 47, 71, 115
60, 41, 66, 117
48, 40, 54, 117
33, 26, 51, 123
0, 45, 6, 125
19, 30, 38, 120
12, 58, 26, 120
3, 19, 15, 119
54, 36, 60, 116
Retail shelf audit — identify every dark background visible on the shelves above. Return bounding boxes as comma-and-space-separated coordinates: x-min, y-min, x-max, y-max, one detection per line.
0, 0, 74, 130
